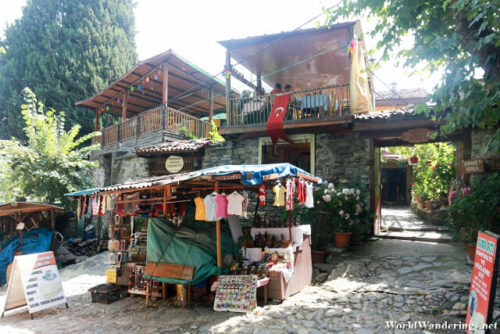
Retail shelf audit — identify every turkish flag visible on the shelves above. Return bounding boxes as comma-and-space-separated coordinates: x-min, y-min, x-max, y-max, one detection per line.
266, 94, 292, 145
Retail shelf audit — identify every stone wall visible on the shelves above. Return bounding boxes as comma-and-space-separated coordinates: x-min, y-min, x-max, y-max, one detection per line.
203, 133, 372, 203
110, 155, 148, 185
315, 133, 371, 199
202, 138, 259, 168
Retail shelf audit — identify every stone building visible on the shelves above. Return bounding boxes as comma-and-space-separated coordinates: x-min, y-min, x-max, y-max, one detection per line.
80, 21, 498, 235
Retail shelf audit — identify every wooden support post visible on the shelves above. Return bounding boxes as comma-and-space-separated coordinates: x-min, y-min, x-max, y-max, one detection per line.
162, 283, 166, 301
287, 211, 292, 243
225, 51, 231, 125
162, 63, 169, 104
77, 197, 81, 221
146, 280, 150, 306
215, 181, 222, 269
257, 75, 262, 95
122, 92, 128, 121
163, 187, 167, 217
209, 86, 214, 124
95, 110, 99, 131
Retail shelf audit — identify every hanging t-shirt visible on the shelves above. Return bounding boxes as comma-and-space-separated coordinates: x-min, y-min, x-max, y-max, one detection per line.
273, 184, 286, 206
227, 191, 244, 216
215, 193, 228, 219
286, 179, 296, 211
305, 181, 314, 208
242, 191, 249, 219
204, 193, 218, 221
91, 197, 99, 215
297, 178, 306, 204
194, 196, 206, 221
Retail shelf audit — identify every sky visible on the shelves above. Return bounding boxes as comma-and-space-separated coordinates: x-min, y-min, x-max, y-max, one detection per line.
0, 0, 442, 94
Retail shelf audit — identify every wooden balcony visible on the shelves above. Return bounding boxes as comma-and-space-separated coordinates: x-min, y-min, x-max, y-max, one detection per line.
98, 105, 211, 148
226, 84, 350, 128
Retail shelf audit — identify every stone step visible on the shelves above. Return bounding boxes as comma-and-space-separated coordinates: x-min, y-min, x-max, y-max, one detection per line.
376, 230, 453, 243
382, 225, 450, 233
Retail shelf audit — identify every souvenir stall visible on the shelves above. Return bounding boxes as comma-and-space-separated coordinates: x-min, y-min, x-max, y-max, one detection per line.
66, 163, 320, 310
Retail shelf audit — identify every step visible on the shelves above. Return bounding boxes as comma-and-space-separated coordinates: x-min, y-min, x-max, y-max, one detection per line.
382, 225, 450, 233
376, 230, 453, 243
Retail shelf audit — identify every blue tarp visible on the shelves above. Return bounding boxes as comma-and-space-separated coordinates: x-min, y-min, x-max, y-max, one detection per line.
0, 228, 53, 285
65, 163, 321, 196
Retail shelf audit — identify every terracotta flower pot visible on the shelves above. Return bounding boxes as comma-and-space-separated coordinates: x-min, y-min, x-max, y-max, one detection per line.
334, 232, 352, 248
465, 243, 476, 262
311, 249, 327, 264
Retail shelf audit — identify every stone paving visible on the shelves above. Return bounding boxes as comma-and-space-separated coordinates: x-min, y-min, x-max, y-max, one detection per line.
1, 239, 496, 334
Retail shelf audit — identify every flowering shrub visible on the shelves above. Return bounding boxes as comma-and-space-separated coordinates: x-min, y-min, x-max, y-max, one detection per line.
447, 173, 500, 243
316, 182, 371, 234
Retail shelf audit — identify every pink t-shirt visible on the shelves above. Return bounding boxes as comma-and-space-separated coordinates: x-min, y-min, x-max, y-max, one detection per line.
215, 194, 228, 219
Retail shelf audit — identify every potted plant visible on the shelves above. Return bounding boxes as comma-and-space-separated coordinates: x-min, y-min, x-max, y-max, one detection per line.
332, 187, 366, 247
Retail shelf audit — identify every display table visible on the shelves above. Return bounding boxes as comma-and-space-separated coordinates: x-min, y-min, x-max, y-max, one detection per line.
267, 236, 311, 300
251, 225, 311, 246
211, 277, 271, 303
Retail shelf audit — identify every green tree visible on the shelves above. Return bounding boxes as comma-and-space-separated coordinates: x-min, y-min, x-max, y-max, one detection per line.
0, 88, 99, 207
326, 1, 500, 152
0, 0, 137, 140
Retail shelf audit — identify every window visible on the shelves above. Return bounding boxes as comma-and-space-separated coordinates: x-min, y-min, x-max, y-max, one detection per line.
258, 134, 315, 174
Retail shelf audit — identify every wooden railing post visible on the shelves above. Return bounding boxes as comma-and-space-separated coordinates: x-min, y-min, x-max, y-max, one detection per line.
161, 103, 166, 130
136, 113, 141, 144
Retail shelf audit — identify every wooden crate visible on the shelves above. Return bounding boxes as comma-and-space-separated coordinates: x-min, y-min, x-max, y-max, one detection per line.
267, 236, 312, 301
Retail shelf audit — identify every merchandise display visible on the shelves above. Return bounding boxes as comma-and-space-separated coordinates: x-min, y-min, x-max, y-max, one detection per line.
67, 163, 320, 310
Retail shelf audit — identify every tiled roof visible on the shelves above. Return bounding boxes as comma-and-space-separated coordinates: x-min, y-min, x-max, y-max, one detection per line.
135, 139, 211, 155
352, 108, 424, 121
376, 88, 428, 101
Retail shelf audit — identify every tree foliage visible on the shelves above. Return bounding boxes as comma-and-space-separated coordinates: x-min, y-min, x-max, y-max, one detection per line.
0, 0, 137, 140
326, 0, 500, 152
0, 88, 99, 207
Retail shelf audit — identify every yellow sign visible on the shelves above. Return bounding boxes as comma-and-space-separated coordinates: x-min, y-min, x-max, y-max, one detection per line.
106, 267, 117, 284
165, 155, 184, 173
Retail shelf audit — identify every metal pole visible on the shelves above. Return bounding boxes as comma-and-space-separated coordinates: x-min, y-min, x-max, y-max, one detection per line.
225, 51, 231, 125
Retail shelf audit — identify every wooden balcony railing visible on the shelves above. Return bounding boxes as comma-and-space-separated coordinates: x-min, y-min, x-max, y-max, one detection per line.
97, 104, 211, 148
227, 84, 350, 126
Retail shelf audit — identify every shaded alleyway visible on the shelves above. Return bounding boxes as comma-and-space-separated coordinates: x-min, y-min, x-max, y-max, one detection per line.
378, 205, 452, 243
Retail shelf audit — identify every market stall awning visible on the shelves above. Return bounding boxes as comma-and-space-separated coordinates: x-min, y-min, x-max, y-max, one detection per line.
75, 50, 235, 117
0, 202, 63, 217
65, 188, 102, 197
218, 21, 366, 90
65, 163, 321, 196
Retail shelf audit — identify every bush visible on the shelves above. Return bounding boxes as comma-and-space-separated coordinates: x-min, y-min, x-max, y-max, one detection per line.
447, 173, 500, 244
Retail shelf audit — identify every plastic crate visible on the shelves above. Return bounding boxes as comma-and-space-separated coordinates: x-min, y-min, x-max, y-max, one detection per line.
88, 283, 122, 304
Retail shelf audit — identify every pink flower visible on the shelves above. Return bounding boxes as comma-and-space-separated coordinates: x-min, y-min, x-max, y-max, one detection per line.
448, 190, 457, 206
461, 187, 471, 196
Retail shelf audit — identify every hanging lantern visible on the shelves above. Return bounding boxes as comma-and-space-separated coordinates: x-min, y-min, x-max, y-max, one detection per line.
105, 106, 110, 111
130, 86, 135, 91
145, 77, 150, 83
410, 155, 419, 164
117, 98, 121, 104
154, 73, 158, 80
100, 107, 105, 113
138, 85, 142, 91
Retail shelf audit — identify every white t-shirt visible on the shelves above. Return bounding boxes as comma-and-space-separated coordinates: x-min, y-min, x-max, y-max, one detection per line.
227, 191, 245, 216
204, 193, 218, 221
305, 182, 314, 208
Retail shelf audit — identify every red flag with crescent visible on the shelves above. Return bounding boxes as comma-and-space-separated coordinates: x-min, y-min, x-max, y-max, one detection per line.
266, 94, 292, 145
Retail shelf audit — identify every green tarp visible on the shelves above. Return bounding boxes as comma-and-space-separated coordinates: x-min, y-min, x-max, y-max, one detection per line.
144, 217, 236, 285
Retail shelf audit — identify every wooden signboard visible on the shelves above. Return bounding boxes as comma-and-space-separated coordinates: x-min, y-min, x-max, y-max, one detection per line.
401, 128, 433, 143
145, 262, 194, 280
1, 252, 67, 319
463, 159, 485, 174
466, 231, 500, 333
